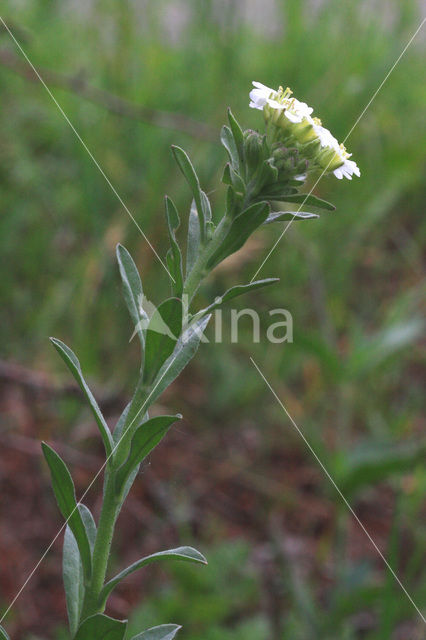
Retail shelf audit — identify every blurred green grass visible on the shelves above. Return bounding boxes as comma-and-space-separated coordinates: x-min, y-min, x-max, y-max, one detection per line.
0, 0, 425, 638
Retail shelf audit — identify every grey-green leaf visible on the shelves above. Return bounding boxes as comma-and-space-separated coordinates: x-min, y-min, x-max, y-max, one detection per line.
50, 338, 113, 457
186, 199, 201, 277
265, 211, 319, 224
147, 314, 211, 406
116, 244, 145, 347
74, 614, 127, 640
116, 415, 181, 493
42, 442, 92, 581
63, 519, 84, 635
195, 278, 279, 318
131, 624, 182, 640
227, 108, 244, 163
206, 201, 270, 269
63, 504, 97, 636
273, 193, 335, 210
221, 125, 239, 170
171, 146, 205, 241
100, 546, 207, 606
0, 625, 10, 640
143, 298, 183, 384
165, 197, 183, 297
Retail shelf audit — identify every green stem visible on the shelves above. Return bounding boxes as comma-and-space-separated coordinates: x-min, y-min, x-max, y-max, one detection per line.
183, 214, 232, 302
81, 472, 120, 619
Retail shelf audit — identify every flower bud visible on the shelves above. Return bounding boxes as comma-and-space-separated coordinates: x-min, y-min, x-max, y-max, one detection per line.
316, 147, 344, 171
292, 120, 317, 144
243, 130, 266, 173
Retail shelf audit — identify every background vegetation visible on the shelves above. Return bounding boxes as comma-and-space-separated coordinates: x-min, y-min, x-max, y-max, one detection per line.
0, 1, 425, 638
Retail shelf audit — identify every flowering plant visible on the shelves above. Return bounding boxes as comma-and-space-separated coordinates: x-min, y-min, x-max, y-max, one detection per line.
0, 83, 358, 640
249, 81, 360, 180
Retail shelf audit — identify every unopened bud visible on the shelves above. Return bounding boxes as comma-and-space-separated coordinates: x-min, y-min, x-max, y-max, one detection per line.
316, 147, 344, 171
243, 130, 266, 173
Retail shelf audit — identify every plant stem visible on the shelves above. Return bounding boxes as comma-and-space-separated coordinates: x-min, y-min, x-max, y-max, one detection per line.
81, 471, 120, 618
183, 214, 231, 302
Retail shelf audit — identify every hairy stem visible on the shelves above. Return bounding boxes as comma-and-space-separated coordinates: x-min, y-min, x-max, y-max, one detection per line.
183, 214, 232, 302
81, 472, 120, 619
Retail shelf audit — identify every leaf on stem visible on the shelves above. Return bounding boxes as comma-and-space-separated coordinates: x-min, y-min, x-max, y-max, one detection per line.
115, 415, 181, 494
264, 211, 319, 224
143, 298, 183, 384
116, 244, 145, 348
206, 201, 270, 269
100, 547, 207, 606
0, 626, 10, 640
221, 125, 239, 171
50, 338, 113, 457
270, 193, 335, 211
186, 199, 201, 277
74, 614, 127, 640
165, 197, 184, 297
42, 443, 92, 581
147, 314, 211, 406
171, 146, 208, 242
227, 108, 244, 164
63, 504, 97, 636
131, 624, 182, 640
195, 278, 280, 318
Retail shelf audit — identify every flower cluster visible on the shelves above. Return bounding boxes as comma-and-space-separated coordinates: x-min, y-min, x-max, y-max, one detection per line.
249, 81, 360, 180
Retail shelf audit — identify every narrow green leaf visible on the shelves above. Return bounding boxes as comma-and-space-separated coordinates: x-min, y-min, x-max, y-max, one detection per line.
116, 415, 181, 493
131, 624, 182, 640
63, 502, 97, 636
116, 244, 145, 347
260, 181, 298, 197
101, 546, 207, 605
227, 108, 244, 163
50, 338, 113, 457
120, 460, 141, 504
0, 625, 10, 640
206, 201, 270, 269
273, 193, 336, 210
222, 163, 245, 194
171, 146, 205, 241
42, 442, 92, 581
143, 298, 183, 384
220, 125, 239, 169
63, 519, 83, 635
164, 197, 183, 297
79, 503, 97, 551
147, 315, 211, 406
186, 199, 201, 277
195, 279, 279, 318
74, 614, 127, 640
264, 211, 319, 224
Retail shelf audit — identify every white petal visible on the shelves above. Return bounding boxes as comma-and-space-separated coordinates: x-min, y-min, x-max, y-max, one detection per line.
252, 81, 274, 92
284, 110, 302, 123
267, 98, 284, 110
249, 101, 263, 110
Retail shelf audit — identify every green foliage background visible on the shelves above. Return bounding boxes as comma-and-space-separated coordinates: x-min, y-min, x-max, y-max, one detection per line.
0, 1, 425, 638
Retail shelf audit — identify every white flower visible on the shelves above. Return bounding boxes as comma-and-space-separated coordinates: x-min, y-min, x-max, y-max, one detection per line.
249, 81, 313, 124
333, 157, 360, 180
249, 81, 360, 180
311, 121, 339, 150
284, 98, 313, 123
249, 81, 276, 110
310, 120, 360, 180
